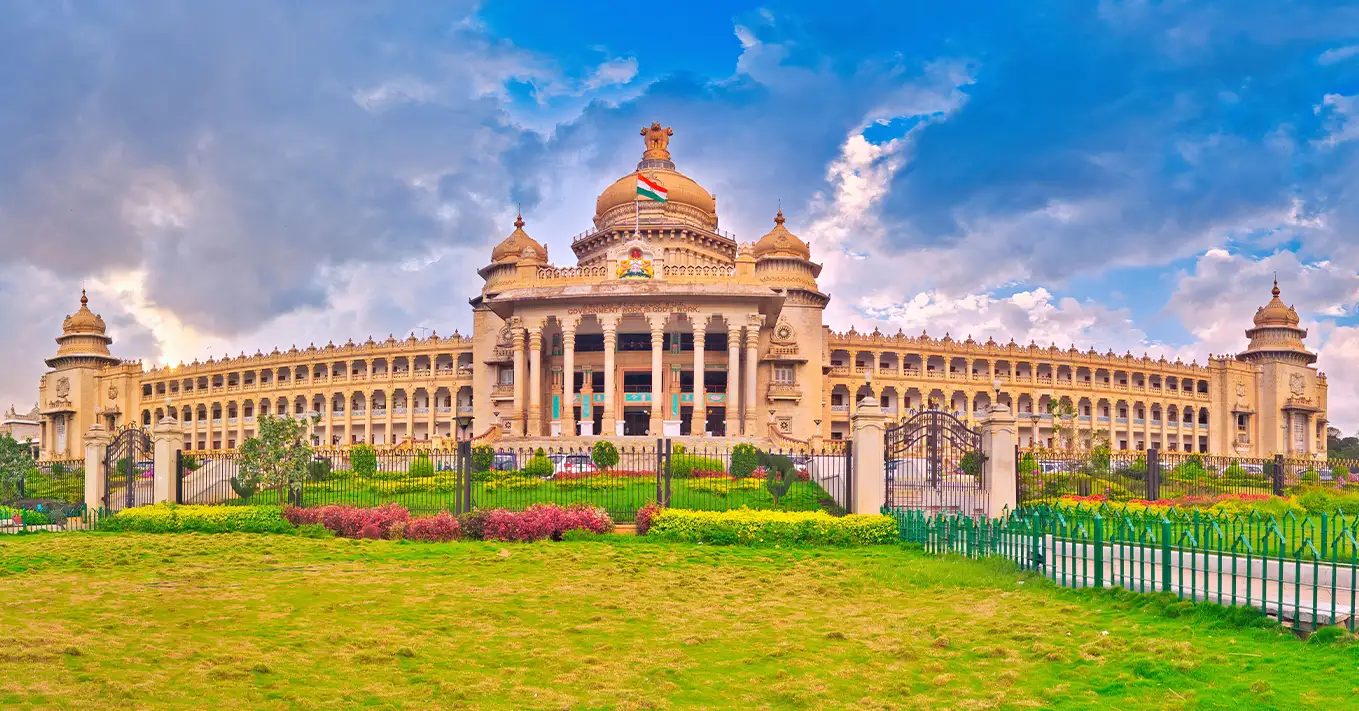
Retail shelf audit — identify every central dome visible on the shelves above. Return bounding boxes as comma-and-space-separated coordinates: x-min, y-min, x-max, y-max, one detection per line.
592, 124, 718, 232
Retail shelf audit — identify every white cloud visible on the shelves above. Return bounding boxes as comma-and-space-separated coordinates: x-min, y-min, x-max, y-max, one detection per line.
1319, 44, 1359, 65
1315, 93, 1359, 147
582, 56, 639, 91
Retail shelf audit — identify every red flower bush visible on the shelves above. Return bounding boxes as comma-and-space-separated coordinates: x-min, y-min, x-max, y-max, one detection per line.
477, 504, 614, 542
689, 469, 731, 479
284, 503, 410, 539
403, 512, 462, 542
555, 469, 655, 480
635, 501, 662, 535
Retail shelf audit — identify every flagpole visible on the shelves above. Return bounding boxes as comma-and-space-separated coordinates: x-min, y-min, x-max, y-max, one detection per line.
635, 172, 640, 240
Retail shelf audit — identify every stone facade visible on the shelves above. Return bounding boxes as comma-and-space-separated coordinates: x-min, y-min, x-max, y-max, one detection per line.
33, 126, 1330, 459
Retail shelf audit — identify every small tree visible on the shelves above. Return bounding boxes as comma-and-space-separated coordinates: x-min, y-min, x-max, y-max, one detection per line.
730, 443, 760, 479
591, 441, 619, 471
351, 445, 378, 477
471, 445, 495, 473
0, 432, 36, 499
238, 415, 314, 505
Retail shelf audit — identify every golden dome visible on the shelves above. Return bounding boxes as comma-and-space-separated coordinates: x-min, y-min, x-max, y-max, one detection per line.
62, 290, 107, 335
752, 210, 811, 260
1252, 279, 1300, 328
595, 167, 716, 220
490, 214, 547, 263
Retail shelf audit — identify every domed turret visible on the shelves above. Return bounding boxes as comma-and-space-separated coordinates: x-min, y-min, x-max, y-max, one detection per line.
490, 214, 547, 264
46, 290, 119, 368
591, 123, 719, 233
752, 210, 811, 260
1238, 280, 1315, 365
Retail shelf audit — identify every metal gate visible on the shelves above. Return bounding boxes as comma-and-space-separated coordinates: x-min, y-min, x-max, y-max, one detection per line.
884, 408, 985, 515
105, 426, 153, 511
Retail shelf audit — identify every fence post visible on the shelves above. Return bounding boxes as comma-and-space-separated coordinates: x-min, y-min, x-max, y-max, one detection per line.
1272, 454, 1285, 496
175, 451, 184, 504
1146, 448, 1160, 501
663, 438, 673, 506
460, 439, 473, 515
152, 417, 184, 505
83, 425, 111, 511
1093, 514, 1104, 589
844, 441, 853, 513
980, 404, 1018, 517
850, 399, 886, 515
655, 437, 664, 505
1160, 518, 1172, 593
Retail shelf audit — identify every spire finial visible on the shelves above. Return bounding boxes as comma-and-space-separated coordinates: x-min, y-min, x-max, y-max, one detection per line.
80, 289, 88, 307
774, 209, 785, 226
513, 213, 524, 230
1272, 274, 1280, 299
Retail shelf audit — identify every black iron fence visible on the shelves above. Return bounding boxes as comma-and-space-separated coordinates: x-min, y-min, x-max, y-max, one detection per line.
174, 440, 851, 523
1018, 448, 1352, 504
0, 459, 87, 531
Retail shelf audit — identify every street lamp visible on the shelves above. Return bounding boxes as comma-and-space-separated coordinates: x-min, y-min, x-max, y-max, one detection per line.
456, 413, 475, 441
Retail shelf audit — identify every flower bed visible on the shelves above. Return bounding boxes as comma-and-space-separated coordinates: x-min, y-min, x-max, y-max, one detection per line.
101, 504, 293, 534
283, 503, 613, 543
0, 505, 53, 526
465, 503, 614, 542
646, 507, 897, 546
284, 503, 410, 539
686, 477, 766, 496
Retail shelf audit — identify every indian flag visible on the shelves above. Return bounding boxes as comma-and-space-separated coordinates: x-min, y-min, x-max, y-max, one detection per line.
636, 173, 668, 202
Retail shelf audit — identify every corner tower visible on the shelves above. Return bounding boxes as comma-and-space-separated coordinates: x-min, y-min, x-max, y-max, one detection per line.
39, 291, 120, 458
1236, 280, 1327, 457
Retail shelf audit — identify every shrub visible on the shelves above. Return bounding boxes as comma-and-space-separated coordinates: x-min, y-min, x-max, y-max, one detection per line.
649, 508, 897, 546
553, 476, 624, 491
592, 441, 619, 471
458, 509, 491, 540
730, 444, 760, 479
0, 505, 53, 526
295, 523, 334, 538
478, 503, 614, 542
1300, 468, 1322, 486
472, 445, 495, 473
635, 501, 662, 535
403, 512, 462, 542
350, 446, 378, 477
523, 454, 555, 478
1332, 464, 1350, 480
408, 455, 435, 478
483, 476, 542, 492
687, 477, 765, 495
308, 458, 333, 481
958, 451, 983, 477
283, 503, 410, 539
101, 504, 293, 534
1018, 452, 1038, 476
670, 454, 725, 478
230, 475, 258, 502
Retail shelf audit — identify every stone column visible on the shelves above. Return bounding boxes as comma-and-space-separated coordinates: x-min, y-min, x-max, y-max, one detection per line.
850, 397, 886, 515
512, 324, 526, 437
528, 325, 543, 438
692, 320, 707, 434
364, 390, 374, 444
152, 417, 184, 504
561, 323, 576, 437
981, 404, 1018, 517
602, 318, 618, 435
83, 424, 110, 511
649, 316, 665, 436
743, 324, 760, 436
726, 325, 742, 437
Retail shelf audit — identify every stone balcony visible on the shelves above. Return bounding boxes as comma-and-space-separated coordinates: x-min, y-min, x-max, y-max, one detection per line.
766, 383, 802, 402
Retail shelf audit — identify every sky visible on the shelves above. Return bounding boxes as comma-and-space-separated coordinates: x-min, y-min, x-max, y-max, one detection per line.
2, 1, 1358, 431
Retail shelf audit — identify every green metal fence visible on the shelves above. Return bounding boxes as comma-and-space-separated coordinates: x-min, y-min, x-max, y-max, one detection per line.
889, 504, 1359, 633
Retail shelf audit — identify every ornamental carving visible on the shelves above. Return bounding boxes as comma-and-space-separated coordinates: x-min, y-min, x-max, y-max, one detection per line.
617, 248, 655, 280
108, 385, 118, 401
565, 302, 699, 315
1235, 381, 1246, 398
55, 377, 70, 398
1290, 373, 1306, 397
772, 319, 796, 344
640, 122, 673, 160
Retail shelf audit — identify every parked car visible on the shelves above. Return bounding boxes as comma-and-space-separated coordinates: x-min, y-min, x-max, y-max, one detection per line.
492, 451, 518, 471
549, 454, 596, 476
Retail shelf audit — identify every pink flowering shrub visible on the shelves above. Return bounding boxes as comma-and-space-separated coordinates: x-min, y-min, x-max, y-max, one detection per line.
634, 501, 662, 536
476, 503, 614, 542
403, 512, 462, 542
284, 503, 410, 539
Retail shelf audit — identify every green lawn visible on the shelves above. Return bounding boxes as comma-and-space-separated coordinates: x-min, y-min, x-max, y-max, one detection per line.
243, 477, 837, 521
2, 534, 1356, 709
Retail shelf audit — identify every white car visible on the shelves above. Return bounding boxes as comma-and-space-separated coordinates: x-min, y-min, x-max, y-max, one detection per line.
549, 454, 597, 477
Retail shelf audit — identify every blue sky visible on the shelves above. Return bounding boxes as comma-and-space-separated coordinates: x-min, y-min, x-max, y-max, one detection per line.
1, 0, 1358, 429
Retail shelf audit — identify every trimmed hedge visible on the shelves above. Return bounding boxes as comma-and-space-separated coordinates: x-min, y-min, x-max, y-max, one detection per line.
647, 507, 897, 546
100, 504, 293, 534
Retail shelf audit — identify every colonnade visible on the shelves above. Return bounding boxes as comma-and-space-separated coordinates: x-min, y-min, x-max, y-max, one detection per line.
502, 311, 764, 438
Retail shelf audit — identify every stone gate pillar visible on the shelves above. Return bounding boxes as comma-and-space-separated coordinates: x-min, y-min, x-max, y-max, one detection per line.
850, 397, 886, 515
83, 424, 110, 511
153, 417, 185, 504
981, 403, 1018, 517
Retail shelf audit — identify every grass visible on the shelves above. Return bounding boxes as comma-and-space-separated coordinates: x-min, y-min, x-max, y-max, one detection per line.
237, 477, 836, 522
3, 534, 1358, 709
